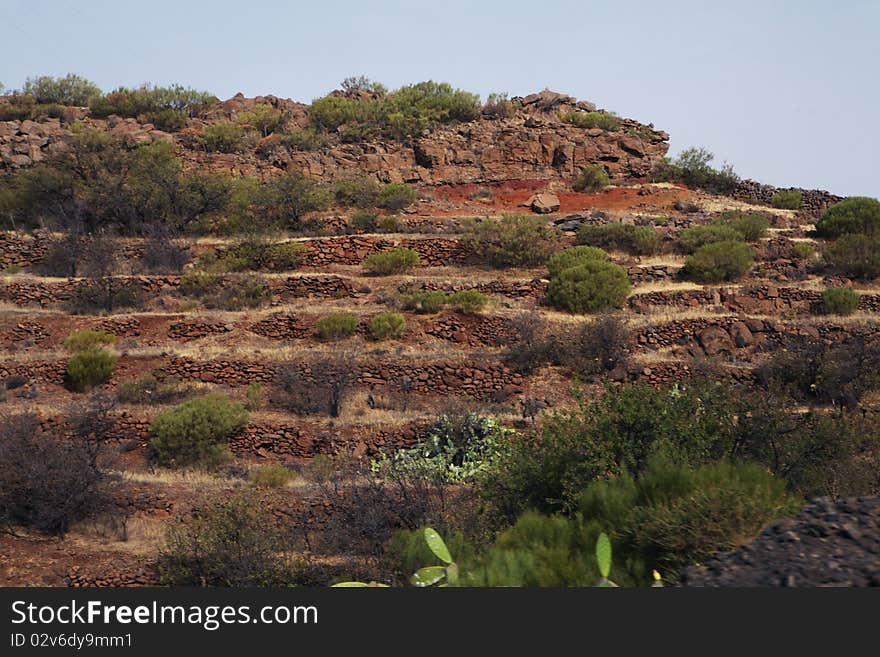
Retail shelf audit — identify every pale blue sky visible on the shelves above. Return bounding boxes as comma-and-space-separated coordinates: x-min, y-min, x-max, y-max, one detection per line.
1, 0, 877, 196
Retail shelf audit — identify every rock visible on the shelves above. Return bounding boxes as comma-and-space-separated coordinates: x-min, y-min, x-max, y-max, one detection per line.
529, 192, 561, 214
730, 322, 754, 348
698, 326, 735, 355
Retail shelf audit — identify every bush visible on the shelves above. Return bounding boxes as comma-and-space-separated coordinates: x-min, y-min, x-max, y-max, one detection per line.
653, 147, 740, 194
460, 214, 560, 268
576, 223, 659, 255
63, 329, 115, 352
273, 354, 357, 418
362, 248, 421, 275
369, 312, 407, 340
377, 183, 417, 212
678, 224, 743, 254
66, 280, 143, 315
334, 175, 381, 208
824, 233, 880, 279
244, 382, 264, 411
716, 211, 769, 241
790, 242, 816, 261
683, 241, 753, 282
447, 289, 488, 314
281, 128, 331, 151
547, 246, 609, 278
399, 289, 449, 314
90, 84, 215, 120
560, 111, 620, 131
157, 491, 298, 586
65, 348, 117, 392
199, 122, 246, 153
22, 74, 101, 106
255, 172, 332, 229
180, 272, 269, 310
770, 189, 803, 210
249, 464, 294, 488
566, 316, 630, 376
815, 197, 880, 238
316, 312, 359, 340
236, 104, 287, 136
822, 287, 860, 315
572, 164, 611, 193
116, 373, 192, 405
141, 232, 190, 273
0, 412, 112, 536
349, 210, 378, 232
149, 394, 248, 468
546, 261, 630, 313
483, 92, 514, 119
377, 215, 400, 233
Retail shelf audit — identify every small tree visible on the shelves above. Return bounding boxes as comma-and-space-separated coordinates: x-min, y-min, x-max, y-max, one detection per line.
547, 246, 609, 277
149, 394, 248, 468
822, 287, 860, 315
22, 74, 101, 105
236, 104, 286, 136
815, 197, 880, 238
377, 183, 417, 212
823, 234, 880, 279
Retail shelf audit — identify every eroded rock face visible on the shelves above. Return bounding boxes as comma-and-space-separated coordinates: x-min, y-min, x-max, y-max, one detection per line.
1, 89, 670, 185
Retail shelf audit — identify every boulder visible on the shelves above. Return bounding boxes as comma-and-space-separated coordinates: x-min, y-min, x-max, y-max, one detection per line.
529, 192, 561, 214
698, 326, 735, 355
730, 322, 754, 348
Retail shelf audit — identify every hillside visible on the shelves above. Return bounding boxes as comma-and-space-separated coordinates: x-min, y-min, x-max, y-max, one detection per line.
0, 80, 877, 587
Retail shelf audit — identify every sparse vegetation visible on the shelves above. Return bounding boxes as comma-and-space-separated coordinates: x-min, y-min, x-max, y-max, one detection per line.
770, 189, 803, 210
362, 248, 421, 275
447, 289, 489, 314
369, 312, 407, 340
824, 233, 880, 279
822, 287, 860, 315
460, 215, 559, 267
683, 240, 753, 282
572, 165, 611, 192
653, 147, 740, 194
316, 312, 359, 340
560, 111, 620, 131
577, 223, 659, 255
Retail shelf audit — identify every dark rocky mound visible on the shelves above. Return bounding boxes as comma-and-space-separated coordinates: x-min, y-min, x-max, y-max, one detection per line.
683, 496, 880, 587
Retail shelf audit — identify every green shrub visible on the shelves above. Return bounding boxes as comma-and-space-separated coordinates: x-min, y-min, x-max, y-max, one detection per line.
180, 271, 268, 310
447, 289, 488, 314
236, 104, 287, 136
460, 214, 559, 268
824, 233, 880, 279
362, 247, 421, 275
333, 175, 381, 208
316, 312, 359, 340
65, 348, 117, 392
683, 240, 753, 282
790, 242, 816, 261
63, 329, 116, 352
560, 111, 620, 131
716, 211, 769, 242
653, 147, 740, 194
349, 210, 378, 232
821, 287, 860, 315
377, 183, 417, 212
572, 165, 611, 193
256, 172, 332, 228
483, 92, 514, 119
22, 74, 101, 106
249, 464, 294, 488
815, 197, 880, 238
399, 290, 448, 314
369, 312, 407, 340
281, 128, 331, 151
149, 394, 248, 468
547, 246, 609, 278
576, 223, 659, 255
244, 382, 265, 411
546, 260, 630, 313
199, 122, 246, 153
377, 215, 400, 233
678, 224, 743, 254
770, 189, 803, 210
149, 108, 188, 131
90, 84, 215, 119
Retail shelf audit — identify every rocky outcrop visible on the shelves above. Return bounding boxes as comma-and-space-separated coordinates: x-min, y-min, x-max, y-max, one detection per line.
684, 496, 880, 587
733, 179, 843, 216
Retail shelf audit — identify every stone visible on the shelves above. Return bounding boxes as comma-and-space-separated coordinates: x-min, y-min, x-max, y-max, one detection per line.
698, 326, 735, 355
730, 321, 754, 348
529, 192, 561, 214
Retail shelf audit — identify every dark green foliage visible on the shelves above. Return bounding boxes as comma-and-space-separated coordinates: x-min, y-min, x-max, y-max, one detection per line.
63, 329, 115, 352
0, 412, 111, 537
460, 214, 560, 268
377, 183, 417, 211
560, 111, 620, 131
716, 211, 769, 241
249, 464, 294, 488
576, 223, 659, 255
653, 147, 740, 194
399, 289, 449, 314
822, 287, 860, 315
281, 128, 331, 151
815, 197, 880, 238
678, 224, 743, 254
90, 84, 215, 120
369, 312, 407, 340
316, 312, 359, 340
572, 164, 611, 192
790, 242, 816, 261
682, 240, 753, 282
333, 175, 382, 208
349, 210, 378, 232
362, 247, 421, 275
546, 260, 630, 313
236, 104, 287, 136
149, 394, 248, 468
254, 172, 332, 229
770, 189, 803, 210
157, 491, 298, 586
309, 80, 480, 141
65, 349, 117, 392
22, 74, 101, 105
824, 233, 880, 279
199, 122, 247, 152
547, 246, 609, 278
